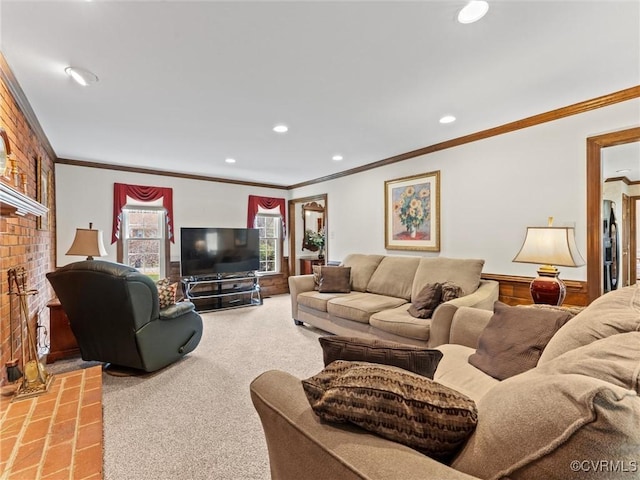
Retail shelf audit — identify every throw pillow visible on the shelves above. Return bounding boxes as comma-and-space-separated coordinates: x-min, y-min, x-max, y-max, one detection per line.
312, 265, 322, 291
468, 301, 572, 380
302, 361, 478, 460
156, 278, 178, 309
452, 337, 640, 480
408, 282, 442, 319
318, 266, 351, 293
440, 281, 463, 303
318, 335, 443, 378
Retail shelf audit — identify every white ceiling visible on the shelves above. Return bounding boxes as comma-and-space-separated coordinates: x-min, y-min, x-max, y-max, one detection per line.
1, 1, 639, 187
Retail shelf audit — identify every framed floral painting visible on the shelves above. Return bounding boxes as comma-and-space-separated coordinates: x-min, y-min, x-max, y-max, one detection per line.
384, 171, 440, 251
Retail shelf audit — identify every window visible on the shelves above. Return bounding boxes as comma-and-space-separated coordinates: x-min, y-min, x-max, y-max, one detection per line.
121, 207, 167, 280
255, 213, 282, 273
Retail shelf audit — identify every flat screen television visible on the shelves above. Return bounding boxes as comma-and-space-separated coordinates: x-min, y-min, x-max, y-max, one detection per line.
180, 227, 260, 277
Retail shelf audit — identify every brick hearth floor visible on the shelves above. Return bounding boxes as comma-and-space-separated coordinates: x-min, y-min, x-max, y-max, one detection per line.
0, 366, 103, 479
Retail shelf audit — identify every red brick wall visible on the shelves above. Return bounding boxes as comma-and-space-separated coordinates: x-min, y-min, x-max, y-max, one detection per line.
1, 76, 56, 386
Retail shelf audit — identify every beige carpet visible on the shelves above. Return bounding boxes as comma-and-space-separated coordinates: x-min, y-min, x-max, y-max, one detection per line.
49, 294, 326, 480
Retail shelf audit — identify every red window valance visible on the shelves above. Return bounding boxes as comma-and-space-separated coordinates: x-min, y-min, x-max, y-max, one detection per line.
247, 195, 286, 234
112, 183, 175, 243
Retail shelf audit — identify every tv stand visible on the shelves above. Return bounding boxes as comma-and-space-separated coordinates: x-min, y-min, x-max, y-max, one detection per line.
181, 273, 261, 312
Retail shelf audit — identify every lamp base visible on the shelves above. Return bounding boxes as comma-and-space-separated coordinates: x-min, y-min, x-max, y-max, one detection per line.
530, 270, 566, 306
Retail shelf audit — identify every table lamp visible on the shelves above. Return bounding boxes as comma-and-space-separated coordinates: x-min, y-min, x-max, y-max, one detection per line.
512, 217, 585, 306
66, 222, 108, 260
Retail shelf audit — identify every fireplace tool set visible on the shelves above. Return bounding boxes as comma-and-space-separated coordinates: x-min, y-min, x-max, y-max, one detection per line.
5, 267, 53, 400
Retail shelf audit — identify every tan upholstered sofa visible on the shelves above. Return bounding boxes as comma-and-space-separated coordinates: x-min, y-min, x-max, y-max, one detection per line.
251, 285, 640, 480
289, 254, 499, 347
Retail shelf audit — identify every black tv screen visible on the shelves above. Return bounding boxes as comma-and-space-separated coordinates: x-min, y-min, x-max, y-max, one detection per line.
180, 228, 260, 277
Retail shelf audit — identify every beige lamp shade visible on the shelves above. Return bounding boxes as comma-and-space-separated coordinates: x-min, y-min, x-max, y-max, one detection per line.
513, 225, 585, 306
512, 227, 585, 268
66, 224, 108, 260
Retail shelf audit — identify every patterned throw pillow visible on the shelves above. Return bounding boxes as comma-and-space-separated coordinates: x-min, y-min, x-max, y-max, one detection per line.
302, 360, 478, 460
312, 265, 322, 291
440, 281, 463, 303
156, 278, 178, 309
318, 335, 443, 378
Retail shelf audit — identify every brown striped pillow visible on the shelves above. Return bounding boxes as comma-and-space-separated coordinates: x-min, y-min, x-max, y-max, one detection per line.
318, 336, 442, 378
302, 360, 478, 460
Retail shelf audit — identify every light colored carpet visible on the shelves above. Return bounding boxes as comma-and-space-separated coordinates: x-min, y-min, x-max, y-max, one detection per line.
48, 294, 326, 480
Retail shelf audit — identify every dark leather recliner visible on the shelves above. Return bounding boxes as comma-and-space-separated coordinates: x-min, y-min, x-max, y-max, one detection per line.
46, 260, 203, 372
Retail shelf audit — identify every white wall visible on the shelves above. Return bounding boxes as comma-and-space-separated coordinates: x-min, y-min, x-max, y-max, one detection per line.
291, 98, 640, 282
55, 164, 286, 266
56, 98, 639, 280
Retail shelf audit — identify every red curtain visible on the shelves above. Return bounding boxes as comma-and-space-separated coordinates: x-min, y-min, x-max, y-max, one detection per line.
112, 183, 175, 243
247, 195, 286, 234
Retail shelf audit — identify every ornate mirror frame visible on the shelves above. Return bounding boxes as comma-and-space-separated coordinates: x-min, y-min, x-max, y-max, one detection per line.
301, 201, 325, 251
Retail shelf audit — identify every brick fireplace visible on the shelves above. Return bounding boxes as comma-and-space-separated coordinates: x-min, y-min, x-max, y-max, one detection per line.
1, 62, 57, 390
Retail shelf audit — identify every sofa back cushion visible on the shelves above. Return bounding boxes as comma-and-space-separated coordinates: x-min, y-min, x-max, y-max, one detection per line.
366, 256, 420, 301
411, 257, 484, 300
538, 284, 640, 364
341, 254, 385, 292
452, 332, 640, 480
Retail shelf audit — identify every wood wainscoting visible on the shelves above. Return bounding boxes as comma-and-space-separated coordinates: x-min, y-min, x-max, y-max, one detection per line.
482, 273, 589, 307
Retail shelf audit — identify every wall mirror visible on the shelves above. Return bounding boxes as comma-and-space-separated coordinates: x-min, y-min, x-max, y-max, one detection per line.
302, 201, 325, 251
586, 126, 640, 302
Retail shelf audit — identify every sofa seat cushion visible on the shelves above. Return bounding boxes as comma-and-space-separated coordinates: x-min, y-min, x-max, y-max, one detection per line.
433, 344, 499, 402
366, 256, 420, 301
539, 284, 640, 364
297, 291, 357, 313
327, 293, 407, 324
369, 304, 432, 341
452, 332, 640, 480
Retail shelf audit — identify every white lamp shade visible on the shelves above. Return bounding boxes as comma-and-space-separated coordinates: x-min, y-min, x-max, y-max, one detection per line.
513, 227, 585, 267
66, 228, 108, 258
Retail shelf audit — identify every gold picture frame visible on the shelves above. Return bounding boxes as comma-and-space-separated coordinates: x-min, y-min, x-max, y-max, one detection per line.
384, 170, 440, 252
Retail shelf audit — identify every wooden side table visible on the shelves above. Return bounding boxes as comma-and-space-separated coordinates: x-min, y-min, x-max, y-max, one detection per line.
300, 258, 325, 275
46, 299, 81, 363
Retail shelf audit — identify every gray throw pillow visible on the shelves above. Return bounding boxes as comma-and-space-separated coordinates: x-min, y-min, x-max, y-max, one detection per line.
468, 301, 572, 380
408, 283, 442, 319
318, 266, 351, 293
318, 335, 443, 378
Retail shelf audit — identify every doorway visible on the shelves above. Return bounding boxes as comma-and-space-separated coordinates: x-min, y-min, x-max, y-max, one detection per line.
288, 194, 328, 276
586, 127, 640, 302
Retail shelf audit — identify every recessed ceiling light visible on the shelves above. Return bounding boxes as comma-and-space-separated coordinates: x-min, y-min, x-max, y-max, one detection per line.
64, 66, 99, 86
439, 115, 456, 124
273, 124, 289, 133
332, 154, 343, 161
616, 168, 631, 174
225, 158, 236, 164
457, 1, 489, 24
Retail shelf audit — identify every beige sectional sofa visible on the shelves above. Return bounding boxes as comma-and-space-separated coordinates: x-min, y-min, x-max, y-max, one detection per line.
251, 284, 640, 480
289, 254, 499, 347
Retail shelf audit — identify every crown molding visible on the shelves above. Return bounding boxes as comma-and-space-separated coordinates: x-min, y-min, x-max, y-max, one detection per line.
288, 85, 640, 189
